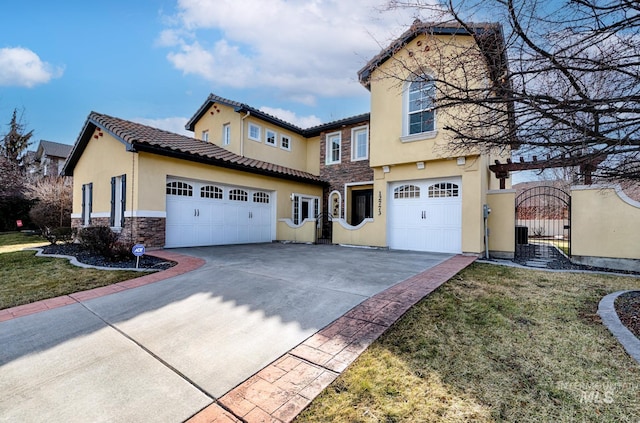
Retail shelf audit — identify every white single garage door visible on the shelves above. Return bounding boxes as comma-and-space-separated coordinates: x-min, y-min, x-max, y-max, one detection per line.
165, 179, 273, 248
388, 178, 462, 253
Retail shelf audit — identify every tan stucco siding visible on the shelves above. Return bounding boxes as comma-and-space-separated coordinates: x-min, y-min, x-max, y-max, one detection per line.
137, 153, 322, 222
192, 103, 312, 174
368, 34, 484, 168
305, 136, 320, 176
571, 186, 640, 260
487, 189, 516, 256
71, 130, 137, 215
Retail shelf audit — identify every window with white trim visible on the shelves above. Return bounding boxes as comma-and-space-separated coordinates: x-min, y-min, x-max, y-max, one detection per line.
201, 185, 223, 199
407, 77, 436, 135
280, 135, 291, 150
202, 130, 209, 142
222, 123, 231, 146
394, 185, 420, 199
326, 132, 341, 165
265, 129, 276, 146
110, 175, 126, 228
248, 123, 261, 141
351, 126, 368, 161
292, 195, 320, 225
166, 181, 193, 196
82, 182, 93, 226
428, 183, 459, 198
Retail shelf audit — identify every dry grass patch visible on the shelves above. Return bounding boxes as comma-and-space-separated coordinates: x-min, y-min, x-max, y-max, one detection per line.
0, 250, 143, 309
296, 264, 640, 423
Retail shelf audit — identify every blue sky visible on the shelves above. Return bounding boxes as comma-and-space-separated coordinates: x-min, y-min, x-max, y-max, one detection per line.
0, 0, 422, 148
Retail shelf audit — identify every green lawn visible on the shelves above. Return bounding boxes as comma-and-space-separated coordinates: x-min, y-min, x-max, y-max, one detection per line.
296, 264, 640, 423
0, 232, 145, 310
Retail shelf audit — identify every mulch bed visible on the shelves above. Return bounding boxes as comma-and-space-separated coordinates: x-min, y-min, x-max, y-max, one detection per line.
616, 291, 640, 340
40, 243, 176, 271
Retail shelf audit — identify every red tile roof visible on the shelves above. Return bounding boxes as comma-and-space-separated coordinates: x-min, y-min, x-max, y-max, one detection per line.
63, 112, 326, 185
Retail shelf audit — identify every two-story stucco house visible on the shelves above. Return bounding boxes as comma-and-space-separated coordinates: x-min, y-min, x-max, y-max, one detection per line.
62, 20, 510, 255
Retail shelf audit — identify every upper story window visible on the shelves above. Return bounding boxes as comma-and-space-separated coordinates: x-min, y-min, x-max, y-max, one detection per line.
351, 126, 368, 161
202, 130, 209, 142
265, 129, 277, 146
407, 77, 436, 136
248, 123, 261, 142
326, 132, 341, 165
222, 123, 231, 146
280, 134, 291, 151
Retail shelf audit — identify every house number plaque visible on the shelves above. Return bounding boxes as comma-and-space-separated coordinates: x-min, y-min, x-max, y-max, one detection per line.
378, 191, 382, 216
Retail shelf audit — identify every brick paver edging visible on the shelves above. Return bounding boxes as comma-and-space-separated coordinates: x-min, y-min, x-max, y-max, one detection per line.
0, 250, 205, 322
189, 254, 477, 423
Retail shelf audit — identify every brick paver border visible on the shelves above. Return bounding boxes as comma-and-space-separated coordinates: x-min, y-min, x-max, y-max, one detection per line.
188, 254, 477, 423
0, 250, 205, 322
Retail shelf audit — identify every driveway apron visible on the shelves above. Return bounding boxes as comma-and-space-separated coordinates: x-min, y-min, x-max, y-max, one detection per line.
0, 244, 452, 422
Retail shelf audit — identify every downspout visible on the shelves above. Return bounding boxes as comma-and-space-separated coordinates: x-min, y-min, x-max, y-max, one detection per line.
240, 111, 251, 157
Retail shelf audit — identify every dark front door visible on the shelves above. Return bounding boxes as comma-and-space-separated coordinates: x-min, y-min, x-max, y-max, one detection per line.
351, 189, 373, 225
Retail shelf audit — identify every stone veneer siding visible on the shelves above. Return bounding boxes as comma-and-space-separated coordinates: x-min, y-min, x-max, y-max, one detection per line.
71, 217, 166, 248
319, 120, 374, 237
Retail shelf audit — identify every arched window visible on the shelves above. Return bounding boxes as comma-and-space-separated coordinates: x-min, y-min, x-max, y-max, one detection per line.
407, 77, 435, 135
394, 185, 420, 199
201, 185, 223, 199
428, 183, 459, 198
229, 189, 248, 201
166, 181, 193, 196
253, 192, 270, 204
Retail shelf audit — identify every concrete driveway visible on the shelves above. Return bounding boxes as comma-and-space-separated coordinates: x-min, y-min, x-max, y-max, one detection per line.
0, 243, 452, 423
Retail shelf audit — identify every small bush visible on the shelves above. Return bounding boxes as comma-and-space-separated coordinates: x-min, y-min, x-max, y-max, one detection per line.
78, 226, 119, 258
110, 241, 133, 261
43, 226, 74, 245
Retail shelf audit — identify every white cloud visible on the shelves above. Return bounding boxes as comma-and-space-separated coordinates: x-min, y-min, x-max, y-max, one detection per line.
0, 47, 63, 88
160, 0, 434, 103
132, 116, 192, 136
259, 107, 322, 128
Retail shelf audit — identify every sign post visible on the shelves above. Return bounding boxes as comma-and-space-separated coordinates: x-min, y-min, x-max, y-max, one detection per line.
132, 244, 145, 269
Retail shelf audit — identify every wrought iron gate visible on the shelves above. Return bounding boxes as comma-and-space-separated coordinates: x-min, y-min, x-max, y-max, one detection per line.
515, 186, 571, 260
315, 212, 333, 244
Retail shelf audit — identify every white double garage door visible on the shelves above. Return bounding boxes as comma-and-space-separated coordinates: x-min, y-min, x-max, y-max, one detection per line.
388, 177, 462, 254
165, 178, 274, 248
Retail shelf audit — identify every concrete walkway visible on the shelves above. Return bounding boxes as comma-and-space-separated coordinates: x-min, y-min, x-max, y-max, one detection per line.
0, 244, 475, 423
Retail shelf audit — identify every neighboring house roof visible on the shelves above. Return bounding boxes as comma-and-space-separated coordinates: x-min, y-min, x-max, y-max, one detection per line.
186, 93, 370, 137
63, 112, 327, 186
357, 20, 506, 89
35, 140, 72, 160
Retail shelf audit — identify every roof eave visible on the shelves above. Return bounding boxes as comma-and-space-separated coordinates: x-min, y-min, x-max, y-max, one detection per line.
132, 142, 327, 187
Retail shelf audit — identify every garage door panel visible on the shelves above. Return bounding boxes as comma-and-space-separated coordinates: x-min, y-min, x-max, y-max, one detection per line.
389, 178, 462, 254
165, 179, 274, 248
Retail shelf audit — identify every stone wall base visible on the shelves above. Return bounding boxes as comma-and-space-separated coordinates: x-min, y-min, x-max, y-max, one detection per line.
70, 217, 166, 248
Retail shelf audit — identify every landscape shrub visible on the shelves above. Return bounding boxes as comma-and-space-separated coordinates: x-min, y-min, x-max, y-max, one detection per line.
78, 226, 119, 259
42, 226, 74, 245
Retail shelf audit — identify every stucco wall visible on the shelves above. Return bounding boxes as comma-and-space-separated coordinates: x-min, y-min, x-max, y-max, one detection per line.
487, 189, 515, 258
192, 103, 312, 173
71, 129, 137, 217
571, 186, 640, 263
